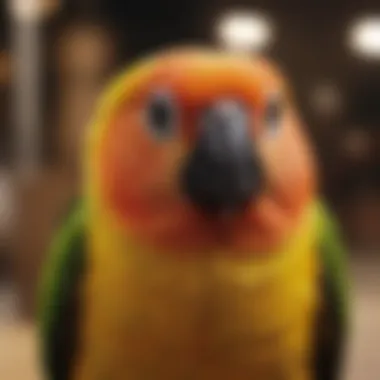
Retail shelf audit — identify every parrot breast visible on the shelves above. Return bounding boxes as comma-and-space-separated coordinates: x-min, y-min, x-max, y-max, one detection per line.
72, 201, 319, 380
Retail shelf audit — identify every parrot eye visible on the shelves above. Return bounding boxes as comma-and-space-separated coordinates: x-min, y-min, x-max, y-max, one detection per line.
264, 94, 283, 136
145, 89, 177, 139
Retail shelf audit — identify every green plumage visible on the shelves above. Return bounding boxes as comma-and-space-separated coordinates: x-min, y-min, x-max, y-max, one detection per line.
38, 200, 350, 380
317, 201, 350, 326
38, 205, 85, 380
314, 201, 351, 380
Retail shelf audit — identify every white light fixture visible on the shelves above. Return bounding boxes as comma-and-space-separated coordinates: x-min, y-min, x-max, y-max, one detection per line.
349, 16, 380, 59
216, 10, 274, 53
8, 0, 41, 22
8, 0, 43, 177
8, 0, 60, 22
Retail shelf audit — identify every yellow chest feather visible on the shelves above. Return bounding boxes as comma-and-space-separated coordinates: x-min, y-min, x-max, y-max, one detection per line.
73, 205, 319, 380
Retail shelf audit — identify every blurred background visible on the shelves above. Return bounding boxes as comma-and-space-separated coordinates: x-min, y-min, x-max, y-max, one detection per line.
0, 1, 379, 379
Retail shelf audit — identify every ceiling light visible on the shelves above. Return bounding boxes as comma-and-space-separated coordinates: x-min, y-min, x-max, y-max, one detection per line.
8, 0, 61, 22
216, 10, 274, 53
349, 16, 380, 59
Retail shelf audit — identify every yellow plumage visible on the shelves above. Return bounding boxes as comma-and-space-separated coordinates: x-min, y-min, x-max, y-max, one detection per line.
71, 51, 320, 380
71, 200, 319, 380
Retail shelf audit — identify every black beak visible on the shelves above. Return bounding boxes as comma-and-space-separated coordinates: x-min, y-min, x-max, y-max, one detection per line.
182, 100, 263, 214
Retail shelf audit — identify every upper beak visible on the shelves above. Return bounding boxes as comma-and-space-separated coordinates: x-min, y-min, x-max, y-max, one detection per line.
181, 100, 263, 214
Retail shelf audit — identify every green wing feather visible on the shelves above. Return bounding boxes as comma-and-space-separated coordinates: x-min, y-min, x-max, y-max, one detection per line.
317, 201, 350, 326
38, 204, 86, 380
315, 200, 351, 380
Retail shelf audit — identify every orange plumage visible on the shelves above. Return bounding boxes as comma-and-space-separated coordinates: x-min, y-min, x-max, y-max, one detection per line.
96, 49, 315, 255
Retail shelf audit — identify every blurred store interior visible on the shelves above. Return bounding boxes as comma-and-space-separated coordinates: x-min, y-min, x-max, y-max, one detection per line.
0, 1, 379, 380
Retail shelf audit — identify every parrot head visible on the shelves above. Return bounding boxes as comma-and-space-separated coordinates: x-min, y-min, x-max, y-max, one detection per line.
89, 48, 316, 255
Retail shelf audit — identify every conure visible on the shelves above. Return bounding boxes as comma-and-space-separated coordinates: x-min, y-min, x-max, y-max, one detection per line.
38, 48, 350, 380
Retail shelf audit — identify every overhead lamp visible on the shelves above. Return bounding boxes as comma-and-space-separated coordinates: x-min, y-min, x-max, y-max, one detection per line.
216, 10, 274, 53
349, 16, 380, 59
8, 0, 61, 22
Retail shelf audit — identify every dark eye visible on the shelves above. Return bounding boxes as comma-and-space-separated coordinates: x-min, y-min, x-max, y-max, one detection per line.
145, 90, 177, 139
264, 95, 283, 135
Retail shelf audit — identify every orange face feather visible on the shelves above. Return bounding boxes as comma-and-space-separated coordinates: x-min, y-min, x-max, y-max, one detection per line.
96, 49, 316, 255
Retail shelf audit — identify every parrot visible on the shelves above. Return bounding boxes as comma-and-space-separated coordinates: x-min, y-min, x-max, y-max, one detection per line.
38, 48, 350, 380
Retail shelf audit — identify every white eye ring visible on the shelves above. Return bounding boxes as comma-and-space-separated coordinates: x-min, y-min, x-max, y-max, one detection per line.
145, 89, 177, 139
265, 93, 283, 136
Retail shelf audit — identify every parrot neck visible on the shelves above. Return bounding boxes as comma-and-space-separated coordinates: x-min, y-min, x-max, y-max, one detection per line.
87, 196, 318, 262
